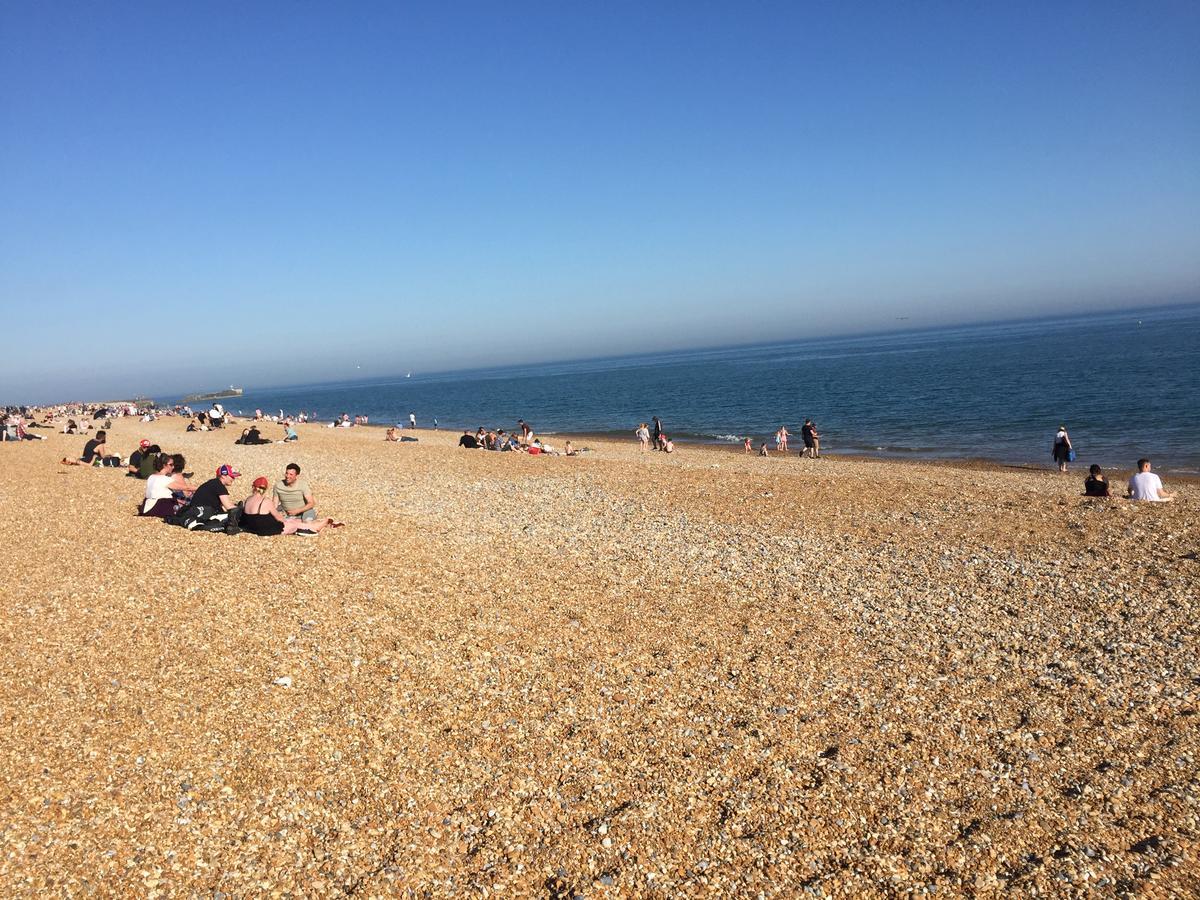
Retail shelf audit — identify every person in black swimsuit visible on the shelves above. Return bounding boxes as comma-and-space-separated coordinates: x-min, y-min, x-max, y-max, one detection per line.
242, 476, 342, 535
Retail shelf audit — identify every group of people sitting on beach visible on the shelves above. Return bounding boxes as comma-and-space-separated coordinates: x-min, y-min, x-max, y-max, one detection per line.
140, 458, 342, 535
56, 425, 344, 534
1, 409, 51, 441
325, 413, 369, 428
455, 419, 578, 456
1081, 459, 1174, 502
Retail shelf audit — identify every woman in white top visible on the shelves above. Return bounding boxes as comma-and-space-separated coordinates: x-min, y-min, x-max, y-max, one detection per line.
1052, 425, 1073, 473
141, 455, 194, 516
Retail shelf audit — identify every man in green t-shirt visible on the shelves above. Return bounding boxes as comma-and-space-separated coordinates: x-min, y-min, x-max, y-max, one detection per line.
273, 462, 317, 521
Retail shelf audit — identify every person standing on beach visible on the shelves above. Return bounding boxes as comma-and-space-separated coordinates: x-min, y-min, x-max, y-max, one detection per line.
1052, 425, 1073, 473
1128, 458, 1174, 502
801, 419, 820, 458
652, 417, 663, 450
408, 412, 416, 429
636, 423, 650, 451
776, 425, 789, 453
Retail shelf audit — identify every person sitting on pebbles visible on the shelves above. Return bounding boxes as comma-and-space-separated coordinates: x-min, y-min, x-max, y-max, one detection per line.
1083, 464, 1111, 497
127, 439, 153, 477
1128, 458, 1174, 502
140, 454, 196, 517
61, 429, 120, 467
241, 476, 342, 536
273, 462, 318, 522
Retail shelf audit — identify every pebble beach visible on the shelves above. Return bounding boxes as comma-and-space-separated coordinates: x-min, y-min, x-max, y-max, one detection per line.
1, 420, 1196, 897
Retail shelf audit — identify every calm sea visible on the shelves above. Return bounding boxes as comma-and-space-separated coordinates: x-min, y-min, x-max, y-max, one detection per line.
170, 305, 1200, 473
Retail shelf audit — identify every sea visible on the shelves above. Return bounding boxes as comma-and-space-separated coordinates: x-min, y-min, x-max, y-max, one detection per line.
169, 304, 1200, 473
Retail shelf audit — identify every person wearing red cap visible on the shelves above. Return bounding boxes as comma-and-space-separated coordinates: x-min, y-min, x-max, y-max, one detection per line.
186, 464, 242, 513
127, 439, 153, 477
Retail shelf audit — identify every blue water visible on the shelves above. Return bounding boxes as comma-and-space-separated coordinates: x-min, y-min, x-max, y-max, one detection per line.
169, 304, 1200, 472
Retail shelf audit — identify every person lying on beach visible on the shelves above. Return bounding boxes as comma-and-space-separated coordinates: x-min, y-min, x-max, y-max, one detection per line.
1083, 464, 1111, 497
241, 476, 342, 536
1128, 458, 1174, 502
236, 426, 271, 445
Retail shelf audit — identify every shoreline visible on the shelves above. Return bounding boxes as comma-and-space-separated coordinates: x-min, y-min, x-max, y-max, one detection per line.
395, 423, 1200, 486
250, 419, 1200, 481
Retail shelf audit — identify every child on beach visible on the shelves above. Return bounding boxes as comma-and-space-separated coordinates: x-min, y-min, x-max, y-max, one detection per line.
743, 437, 752, 453
759, 442, 769, 456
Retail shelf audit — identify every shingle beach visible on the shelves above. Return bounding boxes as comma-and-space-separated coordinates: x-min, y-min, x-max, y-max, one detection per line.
1, 421, 1196, 896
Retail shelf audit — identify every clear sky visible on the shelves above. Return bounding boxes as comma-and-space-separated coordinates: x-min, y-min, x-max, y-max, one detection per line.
2, 1, 1198, 402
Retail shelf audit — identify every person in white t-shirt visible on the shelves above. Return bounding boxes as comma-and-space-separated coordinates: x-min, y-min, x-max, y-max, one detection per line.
1127, 458, 1174, 502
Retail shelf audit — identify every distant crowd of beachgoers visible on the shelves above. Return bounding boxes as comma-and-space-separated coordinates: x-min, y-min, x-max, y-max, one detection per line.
2, 401, 1179, 504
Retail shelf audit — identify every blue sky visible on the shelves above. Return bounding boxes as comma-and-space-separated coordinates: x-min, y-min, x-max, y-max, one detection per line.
2, 1, 1198, 402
